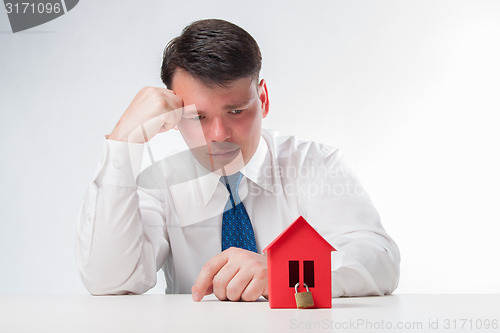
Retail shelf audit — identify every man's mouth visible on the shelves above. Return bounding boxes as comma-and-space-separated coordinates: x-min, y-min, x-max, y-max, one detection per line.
209, 147, 240, 157
207, 142, 241, 157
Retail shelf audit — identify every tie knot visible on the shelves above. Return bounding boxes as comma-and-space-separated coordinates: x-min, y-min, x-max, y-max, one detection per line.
221, 172, 242, 192
220, 172, 243, 208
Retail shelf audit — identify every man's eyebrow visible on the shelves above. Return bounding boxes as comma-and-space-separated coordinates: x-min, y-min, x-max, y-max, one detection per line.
182, 98, 254, 116
224, 97, 254, 110
182, 108, 199, 116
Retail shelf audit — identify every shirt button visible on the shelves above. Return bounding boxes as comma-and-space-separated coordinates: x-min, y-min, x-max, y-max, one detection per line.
113, 161, 121, 169
86, 213, 92, 220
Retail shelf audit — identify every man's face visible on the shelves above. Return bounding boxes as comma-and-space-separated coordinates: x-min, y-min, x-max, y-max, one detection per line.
171, 69, 269, 175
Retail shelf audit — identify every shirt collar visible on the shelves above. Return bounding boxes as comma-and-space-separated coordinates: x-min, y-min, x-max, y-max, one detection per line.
240, 136, 274, 194
137, 134, 277, 208
202, 135, 275, 204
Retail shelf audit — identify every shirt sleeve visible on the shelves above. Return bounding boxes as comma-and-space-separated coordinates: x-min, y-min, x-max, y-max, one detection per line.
75, 139, 170, 295
298, 145, 400, 297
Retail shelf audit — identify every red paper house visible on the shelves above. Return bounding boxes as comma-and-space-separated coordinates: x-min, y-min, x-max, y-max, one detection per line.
263, 216, 336, 308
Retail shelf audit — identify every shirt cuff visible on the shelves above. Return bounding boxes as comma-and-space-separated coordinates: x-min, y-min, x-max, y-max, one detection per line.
96, 139, 144, 187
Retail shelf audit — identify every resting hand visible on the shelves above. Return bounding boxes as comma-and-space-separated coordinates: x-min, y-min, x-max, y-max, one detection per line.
191, 247, 268, 302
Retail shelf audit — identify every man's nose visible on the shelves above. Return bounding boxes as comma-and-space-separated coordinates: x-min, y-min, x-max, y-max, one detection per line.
206, 117, 230, 142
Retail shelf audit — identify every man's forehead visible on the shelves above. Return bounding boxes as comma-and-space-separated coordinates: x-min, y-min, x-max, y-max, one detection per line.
183, 96, 254, 116
172, 69, 257, 109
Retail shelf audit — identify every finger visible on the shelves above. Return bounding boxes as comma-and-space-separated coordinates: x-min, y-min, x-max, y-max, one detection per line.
225, 268, 253, 301
158, 87, 174, 94
158, 107, 183, 133
192, 252, 229, 302
212, 263, 239, 301
182, 104, 197, 116
239, 273, 267, 302
158, 88, 183, 107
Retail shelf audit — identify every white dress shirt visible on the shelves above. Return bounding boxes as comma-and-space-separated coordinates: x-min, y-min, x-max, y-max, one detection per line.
76, 129, 400, 297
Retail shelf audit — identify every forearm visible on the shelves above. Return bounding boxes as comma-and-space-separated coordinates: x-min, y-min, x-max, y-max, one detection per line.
77, 187, 157, 295
75, 140, 158, 295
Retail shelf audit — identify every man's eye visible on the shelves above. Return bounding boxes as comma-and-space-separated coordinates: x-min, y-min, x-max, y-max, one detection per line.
231, 110, 243, 114
192, 115, 205, 120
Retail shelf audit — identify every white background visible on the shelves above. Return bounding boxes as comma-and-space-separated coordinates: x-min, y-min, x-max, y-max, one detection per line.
1, 0, 499, 295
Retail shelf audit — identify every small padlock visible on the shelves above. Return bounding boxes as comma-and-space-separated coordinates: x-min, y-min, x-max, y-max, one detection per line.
294, 282, 314, 309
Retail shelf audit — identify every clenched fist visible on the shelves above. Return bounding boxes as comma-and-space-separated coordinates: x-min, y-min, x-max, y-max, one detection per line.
109, 87, 189, 143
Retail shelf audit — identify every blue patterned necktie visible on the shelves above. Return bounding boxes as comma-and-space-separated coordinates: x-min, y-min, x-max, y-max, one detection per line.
220, 172, 258, 253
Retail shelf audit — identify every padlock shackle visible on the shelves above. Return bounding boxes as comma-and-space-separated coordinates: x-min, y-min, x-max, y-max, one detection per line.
294, 282, 310, 293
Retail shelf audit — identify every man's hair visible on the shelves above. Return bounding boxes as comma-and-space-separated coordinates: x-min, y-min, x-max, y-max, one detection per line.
161, 19, 262, 88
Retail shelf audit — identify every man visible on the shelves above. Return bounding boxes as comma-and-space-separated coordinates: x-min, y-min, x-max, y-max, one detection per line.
76, 19, 400, 302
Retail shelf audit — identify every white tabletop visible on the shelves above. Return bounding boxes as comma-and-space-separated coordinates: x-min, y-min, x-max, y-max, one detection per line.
1, 294, 499, 333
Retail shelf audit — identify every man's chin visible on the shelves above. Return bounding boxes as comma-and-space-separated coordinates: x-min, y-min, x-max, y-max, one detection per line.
213, 163, 244, 176
197, 152, 246, 175
187, 143, 246, 175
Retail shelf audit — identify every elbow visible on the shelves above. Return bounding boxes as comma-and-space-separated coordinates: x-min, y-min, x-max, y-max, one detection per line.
78, 268, 130, 295
374, 247, 401, 295
80, 271, 153, 296
377, 263, 400, 295
77, 261, 155, 296
75, 237, 157, 295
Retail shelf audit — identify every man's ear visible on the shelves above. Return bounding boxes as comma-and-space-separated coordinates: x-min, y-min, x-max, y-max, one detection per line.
258, 79, 270, 118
